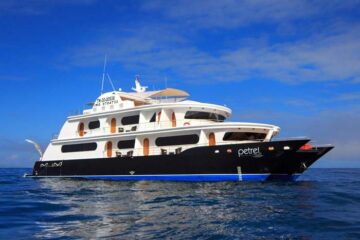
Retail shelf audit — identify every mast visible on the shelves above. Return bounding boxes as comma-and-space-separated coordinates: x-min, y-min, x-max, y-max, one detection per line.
101, 55, 107, 94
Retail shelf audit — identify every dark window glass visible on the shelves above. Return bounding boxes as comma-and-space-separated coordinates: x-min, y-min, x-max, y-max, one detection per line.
121, 115, 139, 125
156, 134, 199, 146
61, 143, 97, 153
223, 132, 266, 141
88, 120, 100, 129
150, 113, 156, 122
185, 111, 225, 122
117, 139, 135, 149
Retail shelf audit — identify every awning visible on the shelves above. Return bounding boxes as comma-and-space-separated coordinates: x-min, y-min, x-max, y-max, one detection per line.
150, 88, 189, 98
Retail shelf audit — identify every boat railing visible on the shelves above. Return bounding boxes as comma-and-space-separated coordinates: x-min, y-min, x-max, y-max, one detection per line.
103, 140, 263, 158
68, 109, 83, 117
75, 119, 226, 136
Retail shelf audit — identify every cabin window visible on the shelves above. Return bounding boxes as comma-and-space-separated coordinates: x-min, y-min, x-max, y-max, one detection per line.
88, 120, 100, 129
61, 142, 97, 153
155, 134, 199, 146
184, 111, 225, 122
150, 113, 156, 122
223, 132, 266, 141
121, 115, 139, 125
117, 139, 135, 149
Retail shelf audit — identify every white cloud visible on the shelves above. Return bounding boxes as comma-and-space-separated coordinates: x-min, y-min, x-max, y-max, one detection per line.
221, 25, 360, 83
336, 92, 360, 101
65, 22, 360, 84
141, 0, 359, 29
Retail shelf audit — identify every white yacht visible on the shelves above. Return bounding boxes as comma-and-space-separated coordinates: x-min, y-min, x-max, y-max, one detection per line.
26, 79, 333, 181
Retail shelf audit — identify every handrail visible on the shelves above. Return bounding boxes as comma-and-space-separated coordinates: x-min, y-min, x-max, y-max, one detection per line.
73, 119, 229, 136
69, 118, 276, 138
103, 139, 264, 157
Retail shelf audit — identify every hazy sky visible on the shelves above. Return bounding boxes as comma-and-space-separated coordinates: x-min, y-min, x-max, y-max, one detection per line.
0, 0, 359, 167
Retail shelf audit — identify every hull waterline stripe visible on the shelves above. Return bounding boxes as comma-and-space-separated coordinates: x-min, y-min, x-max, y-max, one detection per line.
24, 173, 301, 181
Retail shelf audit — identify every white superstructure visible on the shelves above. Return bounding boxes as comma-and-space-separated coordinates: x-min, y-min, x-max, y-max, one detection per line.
41, 80, 280, 161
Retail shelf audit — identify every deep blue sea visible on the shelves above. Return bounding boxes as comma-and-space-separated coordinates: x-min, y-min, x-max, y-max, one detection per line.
0, 168, 359, 239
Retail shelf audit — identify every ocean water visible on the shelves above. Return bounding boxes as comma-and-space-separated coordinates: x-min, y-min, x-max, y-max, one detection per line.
0, 168, 359, 240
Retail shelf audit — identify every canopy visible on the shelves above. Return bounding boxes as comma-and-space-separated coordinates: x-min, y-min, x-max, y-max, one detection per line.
150, 88, 189, 98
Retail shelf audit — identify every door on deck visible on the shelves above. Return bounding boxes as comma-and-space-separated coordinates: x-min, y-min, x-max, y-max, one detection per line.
171, 112, 176, 127
209, 132, 216, 146
111, 118, 116, 134
143, 138, 149, 156
106, 141, 113, 158
78, 122, 84, 137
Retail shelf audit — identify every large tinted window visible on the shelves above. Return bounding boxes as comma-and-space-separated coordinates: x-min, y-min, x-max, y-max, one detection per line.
185, 111, 225, 122
117, 139, 135, 149
223, 132, 266, 141
121, 115, 139, 125
156, 134, 199, 146
149, 113, 156, 122
88, 120, 100, 129
61, 143, 97, 153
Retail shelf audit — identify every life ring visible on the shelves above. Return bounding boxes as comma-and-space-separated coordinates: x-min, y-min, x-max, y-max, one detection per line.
183, 122, 190, 127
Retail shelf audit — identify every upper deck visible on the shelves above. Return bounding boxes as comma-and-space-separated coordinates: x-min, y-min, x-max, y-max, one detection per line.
78, 88, 194, 116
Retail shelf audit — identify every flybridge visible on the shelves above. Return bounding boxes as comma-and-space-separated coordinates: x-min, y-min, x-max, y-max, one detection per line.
84, 77, 191, 114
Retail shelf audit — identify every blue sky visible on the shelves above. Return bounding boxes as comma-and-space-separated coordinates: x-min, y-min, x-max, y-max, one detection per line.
0, 0, 359, 168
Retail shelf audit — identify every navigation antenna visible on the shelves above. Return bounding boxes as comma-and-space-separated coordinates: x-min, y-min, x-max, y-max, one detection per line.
101, 55, 107, 94
100, 55, 116, 93
106, 73, 116, 92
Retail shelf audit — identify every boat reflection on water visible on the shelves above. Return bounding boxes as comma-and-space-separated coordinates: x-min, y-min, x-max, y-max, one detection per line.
33, 178, 318, 239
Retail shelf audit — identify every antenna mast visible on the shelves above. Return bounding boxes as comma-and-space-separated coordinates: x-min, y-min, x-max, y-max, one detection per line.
107, 73, 116, 91
101, 55, 107, 94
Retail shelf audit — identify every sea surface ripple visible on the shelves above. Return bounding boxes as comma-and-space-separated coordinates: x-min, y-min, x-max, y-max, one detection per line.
0, 168, 359, 239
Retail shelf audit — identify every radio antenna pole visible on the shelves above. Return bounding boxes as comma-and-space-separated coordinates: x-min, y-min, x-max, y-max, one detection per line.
101, 55, 107, 94
106, 73, 116, 91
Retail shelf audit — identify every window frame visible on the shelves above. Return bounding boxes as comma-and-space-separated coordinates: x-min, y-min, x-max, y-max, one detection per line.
184, 111, 225, 122
61, 142, 97, 153
121, 115, 140, 125
88, 120, 100, 129
155, 134, 199, 146
117, 139, 136, 149
223, 132, 266, 141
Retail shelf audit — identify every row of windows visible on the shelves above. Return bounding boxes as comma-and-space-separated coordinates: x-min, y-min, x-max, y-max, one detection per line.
83, 111, 226, 130
61, 134, 200, 153
61, 140, 137, 153
62, 131, 266, 153
86, 115, 140, 130
184, 111, 226, 122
